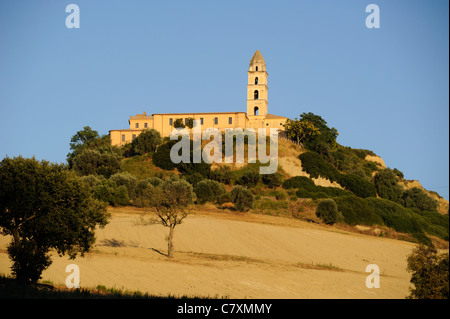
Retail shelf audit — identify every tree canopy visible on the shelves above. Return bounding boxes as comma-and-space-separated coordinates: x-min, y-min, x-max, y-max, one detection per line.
0, 156, 109, 283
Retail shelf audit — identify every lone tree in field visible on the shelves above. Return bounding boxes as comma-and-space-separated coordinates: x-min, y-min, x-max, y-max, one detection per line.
140, 178, 194, 258
0, 156, 110, 283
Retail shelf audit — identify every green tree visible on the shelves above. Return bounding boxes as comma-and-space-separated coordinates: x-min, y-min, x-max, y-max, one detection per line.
407, 244, 449, 299
316, 199, 339, 225
72, 149, 122, 178
139, 178, 194, 258
298, 112, 339, 151
173, 118, 185, 128
283, 118, 320, 146
128, 129, 162, 156
0, 157, 109, 283
230, 185, 255, 211
153, 141, 177, 170
67, 127, 120, 168
67, 126, 100, 164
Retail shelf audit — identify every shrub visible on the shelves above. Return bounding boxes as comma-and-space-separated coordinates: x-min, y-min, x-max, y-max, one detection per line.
262, 172, 283, 188
135, 177, 163, 198
230, 185, 255, 211
184, 172, 205, 186
152, 141, 177, 170
109, 172, 138, 199
374, 168, 403, 202
195, 179, 226, 204
218, 192, 232, 204
133, 184, 160, 208
337, 174, 377, 198
275, 191, 287, 201
79, 174, 102, 188
255, 198, 289, 211
236, 170, 261, 188
295, 185, 352, 200
209, 166, 234, 185
334, 196, 383, 226
93, 181, 130, 206
282, 176, 315, 190
365, 197, 426, 234
299, 151, 341, 182
316, 199, 339, 225
401, 187, 438, 212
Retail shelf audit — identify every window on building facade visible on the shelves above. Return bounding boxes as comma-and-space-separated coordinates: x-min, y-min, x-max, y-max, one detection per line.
169, 118, 173, 125
144, 123, 148, 128
132, 134, 136, 140
255, 66, 258, 71
200, 118, 204, 125
122, 134, 125, 141
229, 117, 232, 124
255, 77, 258, 84
214, 117, 218, 125
254, 107, 259, 115
254, 90, 259, 100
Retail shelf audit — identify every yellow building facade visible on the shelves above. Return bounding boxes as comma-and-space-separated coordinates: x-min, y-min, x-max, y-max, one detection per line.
110, 50, 288, 147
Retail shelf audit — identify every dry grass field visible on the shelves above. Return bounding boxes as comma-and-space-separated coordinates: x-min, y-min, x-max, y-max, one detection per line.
0, 206, 418, 299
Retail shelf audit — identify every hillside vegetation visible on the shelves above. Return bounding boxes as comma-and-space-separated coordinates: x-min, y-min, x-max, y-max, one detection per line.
66, 114, 449, 248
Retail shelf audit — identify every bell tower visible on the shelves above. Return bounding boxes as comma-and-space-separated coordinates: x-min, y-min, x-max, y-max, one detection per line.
247, 50, 268, 117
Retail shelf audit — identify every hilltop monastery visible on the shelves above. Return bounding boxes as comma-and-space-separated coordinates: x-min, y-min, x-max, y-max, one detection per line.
110, 50, 288, 146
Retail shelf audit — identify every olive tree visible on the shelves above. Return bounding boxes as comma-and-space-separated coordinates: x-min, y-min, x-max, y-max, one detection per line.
138, 178, 194, 258
0, 157, 109, 283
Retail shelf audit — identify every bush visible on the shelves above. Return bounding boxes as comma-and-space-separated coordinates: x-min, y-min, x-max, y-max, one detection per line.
365, 197, 428, 234
282, 176, 315, 190
93, 180, 130, 206
316, 199, 339, 225
262, 172, 283, 188
374, 168, 403, 202
109, 172, 137, 199
184, 172, 205, 186
152, 141, 177, 170
236, 170, 261, 188
299, 151, 341, 182
195, 179, 226, 204
209, 166, 234, 185
401, 187, 438, 212
230, 185, 255, 211
334, 196, 383, 226
295, 185, 352, 200
275, 191, 287, 201
337, 174, 377, 198
133, 184, 161, 208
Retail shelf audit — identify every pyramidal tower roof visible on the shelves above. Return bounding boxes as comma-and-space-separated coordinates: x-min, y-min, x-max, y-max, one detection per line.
250, 50, 265, 64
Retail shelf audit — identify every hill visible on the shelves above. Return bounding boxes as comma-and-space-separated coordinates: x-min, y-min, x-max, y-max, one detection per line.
0, 206, 417, 298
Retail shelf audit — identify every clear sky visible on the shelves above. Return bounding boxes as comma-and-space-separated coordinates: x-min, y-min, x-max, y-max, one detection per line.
0, 0, 448, 199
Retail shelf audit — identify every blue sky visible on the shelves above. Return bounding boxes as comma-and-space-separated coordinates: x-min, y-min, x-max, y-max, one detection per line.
0, 0, 448, 199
